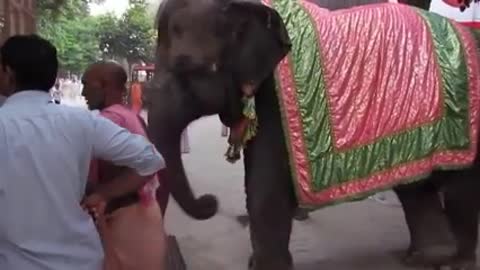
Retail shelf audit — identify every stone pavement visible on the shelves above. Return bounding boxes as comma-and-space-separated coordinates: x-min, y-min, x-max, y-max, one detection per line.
160, 116, 478, 270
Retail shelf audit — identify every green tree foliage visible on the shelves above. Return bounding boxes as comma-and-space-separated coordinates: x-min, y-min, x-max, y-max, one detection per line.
96, 0, 156, 65
37, 0, 104, 12
37, 0, 156, 75
95, 13, 119, 58
37, 0, 100, 75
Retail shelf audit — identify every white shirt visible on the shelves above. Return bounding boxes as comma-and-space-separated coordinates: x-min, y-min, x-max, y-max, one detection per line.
0, 91, 165, 270
0, 95, 6, 107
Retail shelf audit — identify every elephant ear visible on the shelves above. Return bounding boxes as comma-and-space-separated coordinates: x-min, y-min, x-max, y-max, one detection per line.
225, 0, 291, 93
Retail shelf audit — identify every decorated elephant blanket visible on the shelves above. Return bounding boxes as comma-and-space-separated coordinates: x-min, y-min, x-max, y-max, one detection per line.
261, 1, 480, 208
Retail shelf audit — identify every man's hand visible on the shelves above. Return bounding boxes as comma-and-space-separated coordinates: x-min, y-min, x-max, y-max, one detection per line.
81, 193, 107, 222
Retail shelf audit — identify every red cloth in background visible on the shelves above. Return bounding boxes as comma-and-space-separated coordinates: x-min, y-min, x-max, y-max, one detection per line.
130, 83, 143, 114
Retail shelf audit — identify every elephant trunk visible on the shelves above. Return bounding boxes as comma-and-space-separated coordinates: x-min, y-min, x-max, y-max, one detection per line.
154, 126, 218, 220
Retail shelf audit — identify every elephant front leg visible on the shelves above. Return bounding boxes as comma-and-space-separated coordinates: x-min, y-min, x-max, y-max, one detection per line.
394, 180, 456, 267
247, 189, 295, 270
244, 157, 296, 270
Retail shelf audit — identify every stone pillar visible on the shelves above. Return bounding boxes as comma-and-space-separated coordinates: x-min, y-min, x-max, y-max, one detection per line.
2, 0, 11, 43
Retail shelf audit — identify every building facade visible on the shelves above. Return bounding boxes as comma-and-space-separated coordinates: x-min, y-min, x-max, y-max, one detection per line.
0, 0, 36, 44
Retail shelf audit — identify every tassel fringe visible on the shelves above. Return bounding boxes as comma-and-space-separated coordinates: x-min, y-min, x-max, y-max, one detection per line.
225, 97, 258, 163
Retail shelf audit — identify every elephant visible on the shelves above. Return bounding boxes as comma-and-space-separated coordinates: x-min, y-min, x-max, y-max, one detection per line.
146, 0, 480, 269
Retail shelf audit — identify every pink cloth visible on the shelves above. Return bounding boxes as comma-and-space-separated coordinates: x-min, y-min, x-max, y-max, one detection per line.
303, 3, 442, 150
90, 104, 159, 205
89, 104, 166, 270
99, 202, 166, 270
261, 0, 480, 207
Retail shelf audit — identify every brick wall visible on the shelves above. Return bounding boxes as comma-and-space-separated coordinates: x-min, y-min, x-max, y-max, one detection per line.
0, 0, 36, 44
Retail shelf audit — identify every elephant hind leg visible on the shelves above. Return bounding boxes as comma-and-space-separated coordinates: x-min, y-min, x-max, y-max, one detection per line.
442, 174, 480, 270
394, 179, 456, 267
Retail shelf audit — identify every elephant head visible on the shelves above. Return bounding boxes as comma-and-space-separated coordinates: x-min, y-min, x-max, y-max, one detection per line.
147, 0, 291, 220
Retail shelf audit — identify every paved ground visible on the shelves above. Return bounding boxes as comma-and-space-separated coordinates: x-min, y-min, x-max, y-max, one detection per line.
158, 115, 473, 270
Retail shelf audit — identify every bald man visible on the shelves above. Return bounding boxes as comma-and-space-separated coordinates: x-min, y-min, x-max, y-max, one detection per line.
83, 61, 166, 270
83, 62, 128, 111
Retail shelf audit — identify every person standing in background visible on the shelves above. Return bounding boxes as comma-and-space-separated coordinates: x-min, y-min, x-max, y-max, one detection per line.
130, 81, 143, 114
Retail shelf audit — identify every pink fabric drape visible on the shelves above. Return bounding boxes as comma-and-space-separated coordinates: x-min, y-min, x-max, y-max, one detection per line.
88, 104, 167, 270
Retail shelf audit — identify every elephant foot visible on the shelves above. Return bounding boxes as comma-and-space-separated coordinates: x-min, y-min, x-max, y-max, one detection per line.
293, 208, 310, 221
248, 254, 294, 270
239, 210, 310, 226
402, 245, 457, 268
434, 257, 477, 270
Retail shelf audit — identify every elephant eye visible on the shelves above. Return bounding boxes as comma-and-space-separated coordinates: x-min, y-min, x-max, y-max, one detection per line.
172, 24, 183, 37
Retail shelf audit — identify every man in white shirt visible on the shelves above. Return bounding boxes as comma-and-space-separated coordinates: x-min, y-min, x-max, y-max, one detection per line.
0, 35, 166, 270
0, 60, 6, 106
